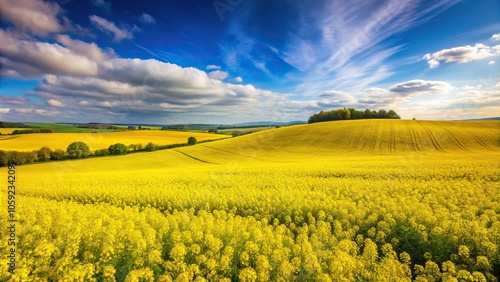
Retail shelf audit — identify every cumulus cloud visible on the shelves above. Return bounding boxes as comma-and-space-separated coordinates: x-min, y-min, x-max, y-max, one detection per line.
0, 0, 63, 36
0, 108, 11, 114
206, 65, 221, 70
0, 29, 99, 77
90, 0, 111, 11
488, 61, 495, 65
47, 99, 63, 107
18, 57, 313, 123
208, 70, 229, 80
492, 33, 500, 41
317, 90, 357, 107
89, 15, 136, 41
389, 80, 453, 95
0, 95, 26, 106
139, 13, 156, 24
235, 76, 243, 83
54, 34, 111, 61
423, 43, 500, 68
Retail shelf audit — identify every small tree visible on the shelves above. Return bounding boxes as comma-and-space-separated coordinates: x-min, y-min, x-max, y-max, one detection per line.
37, 146, 52, 161
50, 149, 66, 160
208, 128, 219, 134
145, 142, 157, 152
66, 141, 91, 159
187, 136, 197, 145
108, 143, 128, 155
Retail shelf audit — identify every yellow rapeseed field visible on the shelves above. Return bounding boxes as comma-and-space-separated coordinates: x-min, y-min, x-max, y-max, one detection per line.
0, 130, 228, 151
0, 120, 499, 281
0, 129, 25, 135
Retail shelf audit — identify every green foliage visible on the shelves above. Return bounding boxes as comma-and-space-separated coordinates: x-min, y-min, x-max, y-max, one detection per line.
145, 142, 158, 152
187, 136, 198, 145
37, 147, 52, 161
50, 149, 66, 160
0, 150, 8, 166
12, 128, 53, 134
66, 142, 91, 159
94, 149, 110, 156
208, 128, 219, 134
0, 121, 31, 128
309, 108, 400, 123
3, 151, 38, 165
108, 143, 128, 155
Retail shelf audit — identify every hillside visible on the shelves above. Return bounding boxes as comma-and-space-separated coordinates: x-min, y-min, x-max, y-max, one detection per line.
172, 119, 500, 163
0, 130, 228, 151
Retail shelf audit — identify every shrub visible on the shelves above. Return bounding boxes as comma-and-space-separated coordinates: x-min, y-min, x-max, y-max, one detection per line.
188, 137, 197, 145
37, 146, 52, 161
50, 149, 66, 160
94, 149, 110, 156
108, 143, 128, 155
144, 142, 158, 152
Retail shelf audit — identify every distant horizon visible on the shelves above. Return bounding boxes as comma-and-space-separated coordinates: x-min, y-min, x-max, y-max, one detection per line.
6, 116, 499, 127
1, 0, 499, 124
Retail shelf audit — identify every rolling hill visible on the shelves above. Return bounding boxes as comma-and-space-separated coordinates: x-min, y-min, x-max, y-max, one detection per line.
170, 119, 500, 164
0, 130, 228, 151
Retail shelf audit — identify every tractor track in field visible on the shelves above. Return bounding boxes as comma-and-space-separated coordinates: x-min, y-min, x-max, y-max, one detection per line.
424, 127, 445, 152
435, 123, 469, 151
464, 130, 497, 151
348, 122, 368, 152
368, 121, 381, 154
388, 130, 396, 154
405, 124, 421, 152
173, 150, 214, 164
202, 145, 273, 162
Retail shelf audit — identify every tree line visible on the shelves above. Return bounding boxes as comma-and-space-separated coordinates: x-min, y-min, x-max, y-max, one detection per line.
308, 108, 401, 123
0, 137, 200, 166
0, 121, 31, 128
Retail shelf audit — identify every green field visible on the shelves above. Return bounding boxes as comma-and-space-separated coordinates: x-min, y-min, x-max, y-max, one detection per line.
26, 122, 126, 133
2, 120, 499, 281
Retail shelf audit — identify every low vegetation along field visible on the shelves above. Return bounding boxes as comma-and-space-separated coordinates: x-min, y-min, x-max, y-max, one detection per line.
1, 120, 499, 281
0, 130, 227, 151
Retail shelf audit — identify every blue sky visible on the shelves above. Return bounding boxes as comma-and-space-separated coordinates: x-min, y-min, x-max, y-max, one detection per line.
0, 0, 499, 124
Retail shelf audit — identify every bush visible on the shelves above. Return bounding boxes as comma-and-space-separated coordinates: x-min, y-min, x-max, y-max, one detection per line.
37, 146, 52, 161
188, 137, 197, 145
108, 143, 128, 155
7, 151, 38, 165
50, 149, 66, 160
144, 142, 158, 152
94, 149, 110, 156
0, 150, 8, 166
67, 142, 91, 159
208, 128, 219, 134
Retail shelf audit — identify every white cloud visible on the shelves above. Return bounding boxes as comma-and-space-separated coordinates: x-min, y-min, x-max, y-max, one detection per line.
423, 43, 500, 68
0, 108, 11, 114
208, 70, 229, 80
90, 0, 111, 11
492, 33, 500, 41
273, 0, 459, 94
206, 65, 221, 70
54, 34, 110, 62
47, 99, 63, 107
139, 13, 156, 24
389, 80, 453, 95
488, 60, 495, 65
0, 29, 99, 77
89, 15, 135, 41
0, 0, 63, 36
235, 76, 243, 83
